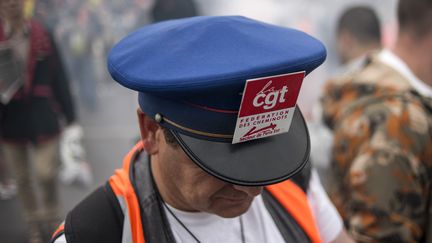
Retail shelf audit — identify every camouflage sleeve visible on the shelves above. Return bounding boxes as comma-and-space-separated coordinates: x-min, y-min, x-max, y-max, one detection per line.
330, 94, 432, 243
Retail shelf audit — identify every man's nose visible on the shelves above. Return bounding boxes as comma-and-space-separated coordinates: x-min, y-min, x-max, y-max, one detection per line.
232, 185, 263, 197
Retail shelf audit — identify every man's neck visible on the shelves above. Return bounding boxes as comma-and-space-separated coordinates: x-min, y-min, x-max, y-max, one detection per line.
393, 33, 432, 87
150, 154, 197, 212
343, 42, 380, 65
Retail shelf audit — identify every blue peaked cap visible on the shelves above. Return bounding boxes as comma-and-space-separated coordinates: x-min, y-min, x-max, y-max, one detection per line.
108, 16, 327, 186
108, 16, 326, 142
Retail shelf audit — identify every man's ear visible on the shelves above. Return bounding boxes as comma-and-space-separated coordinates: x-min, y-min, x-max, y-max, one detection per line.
137, 109, 160, 154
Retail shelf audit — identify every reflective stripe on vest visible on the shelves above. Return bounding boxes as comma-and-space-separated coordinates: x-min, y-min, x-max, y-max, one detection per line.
109, 142, 146, 243
109, 142, 322, 243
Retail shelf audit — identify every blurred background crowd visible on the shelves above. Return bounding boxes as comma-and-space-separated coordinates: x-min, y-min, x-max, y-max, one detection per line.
2, 0, 424, 242
33, 0, 399, 115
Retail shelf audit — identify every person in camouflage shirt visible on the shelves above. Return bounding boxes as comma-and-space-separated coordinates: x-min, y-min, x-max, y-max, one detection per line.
321, 0, 432, 242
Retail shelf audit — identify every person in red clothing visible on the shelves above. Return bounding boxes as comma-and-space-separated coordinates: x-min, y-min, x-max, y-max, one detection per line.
0, 0, 77, 242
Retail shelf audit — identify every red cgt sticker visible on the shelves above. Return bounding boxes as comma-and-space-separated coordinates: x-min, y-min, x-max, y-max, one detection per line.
232, 71, 305, 144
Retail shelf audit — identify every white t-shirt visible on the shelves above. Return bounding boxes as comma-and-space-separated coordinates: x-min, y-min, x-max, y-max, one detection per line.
165, 193, 284, 243
166, 169, 342, 243
55, 170, 342, 243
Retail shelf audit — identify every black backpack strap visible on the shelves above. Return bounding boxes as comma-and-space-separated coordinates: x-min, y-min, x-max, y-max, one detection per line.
63, 183, 124, 243
290, 159, 312, 193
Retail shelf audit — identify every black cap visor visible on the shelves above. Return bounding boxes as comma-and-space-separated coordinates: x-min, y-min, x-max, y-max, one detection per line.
171, 106, 310, 186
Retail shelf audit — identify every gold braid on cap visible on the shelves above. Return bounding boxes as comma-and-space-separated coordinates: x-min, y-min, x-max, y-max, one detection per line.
156, 114, 234, 139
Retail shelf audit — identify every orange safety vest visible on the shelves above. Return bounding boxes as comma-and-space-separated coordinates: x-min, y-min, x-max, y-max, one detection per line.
108, 142, 322, 243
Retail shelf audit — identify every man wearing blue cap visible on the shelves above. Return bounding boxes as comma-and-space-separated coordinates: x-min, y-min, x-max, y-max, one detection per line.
52, 16, 352, 243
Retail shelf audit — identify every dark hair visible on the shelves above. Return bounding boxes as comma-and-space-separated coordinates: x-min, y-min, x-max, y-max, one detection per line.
398, 0, 432, 38
337, 6, 381, 45
162, 127, 179, 148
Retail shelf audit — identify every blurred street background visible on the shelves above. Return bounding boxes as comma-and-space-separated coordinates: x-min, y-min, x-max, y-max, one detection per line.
0, 0, 398, 242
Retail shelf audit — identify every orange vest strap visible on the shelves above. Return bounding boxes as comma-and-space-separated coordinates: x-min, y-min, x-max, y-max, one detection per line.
266, 180, 322, 243
51, 222, 65, 242
109, 142, 146, 243
109, 142, 320, 243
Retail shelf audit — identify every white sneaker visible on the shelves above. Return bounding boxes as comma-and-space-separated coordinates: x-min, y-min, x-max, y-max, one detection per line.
0, 181, 17, 200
